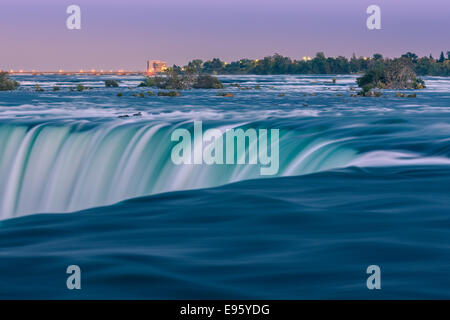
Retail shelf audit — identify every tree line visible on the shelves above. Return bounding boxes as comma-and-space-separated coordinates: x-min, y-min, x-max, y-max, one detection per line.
169, 51, 450, 76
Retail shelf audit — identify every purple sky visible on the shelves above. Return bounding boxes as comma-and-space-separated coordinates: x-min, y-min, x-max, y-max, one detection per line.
1, 0, 449, 70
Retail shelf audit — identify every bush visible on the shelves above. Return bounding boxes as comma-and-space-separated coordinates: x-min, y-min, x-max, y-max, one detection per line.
105, 80, 119, 87
357, 67, 386, 89
0, 72, 19, 91
153, 69, 192, 90
77, 84, 85, 92
193, 74, 224, 89
140, 70, 223, 90
53, 86, 60, 91
138, 77, 155, 87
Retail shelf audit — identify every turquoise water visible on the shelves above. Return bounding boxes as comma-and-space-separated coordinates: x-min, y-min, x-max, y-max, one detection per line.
0, 74, 449, 298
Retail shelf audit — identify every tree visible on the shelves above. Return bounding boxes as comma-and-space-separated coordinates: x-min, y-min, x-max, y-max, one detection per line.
439, 51, 445, 63
373, 53, 383, 61
175, 52, 449, 76
202, 58, 225, 74
187, 59, 203, 73
401, 52, 418, 63
357, 58, 425, 91
311, 52, 329, 74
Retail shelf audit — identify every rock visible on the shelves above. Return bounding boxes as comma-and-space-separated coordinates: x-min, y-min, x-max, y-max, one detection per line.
357, 89, 382, 97
105, 80, 119, 88
407, 93, 417, 98
133, 112, 142, 117
158, 91, 181, 97
217, 92, 234, 97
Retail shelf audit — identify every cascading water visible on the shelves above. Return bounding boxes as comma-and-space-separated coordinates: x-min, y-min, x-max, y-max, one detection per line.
1, 74, 449, 220
0, 120, 358, 219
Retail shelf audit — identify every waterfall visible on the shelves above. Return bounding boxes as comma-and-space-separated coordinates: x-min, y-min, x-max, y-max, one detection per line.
0, 120, 358, 219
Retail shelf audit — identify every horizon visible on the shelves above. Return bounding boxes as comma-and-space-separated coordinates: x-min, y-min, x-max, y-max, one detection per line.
1, 0, 449, 70
2, 51, 448, 73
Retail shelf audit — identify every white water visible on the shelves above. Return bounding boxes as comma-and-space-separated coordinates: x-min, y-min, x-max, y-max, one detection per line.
0, 121, 360, 219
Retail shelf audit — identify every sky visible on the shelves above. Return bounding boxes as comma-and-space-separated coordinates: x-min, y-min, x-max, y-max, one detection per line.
0, 0, 449, 70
